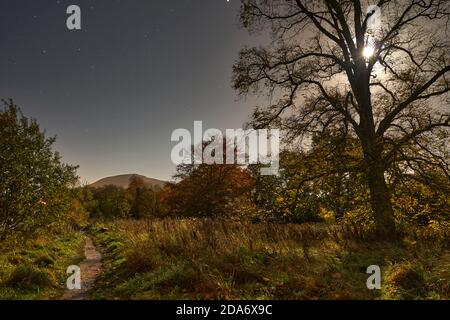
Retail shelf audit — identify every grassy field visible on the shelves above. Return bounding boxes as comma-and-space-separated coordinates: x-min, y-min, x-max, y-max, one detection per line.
0, 230, 85, 300
91, 219, 450, 300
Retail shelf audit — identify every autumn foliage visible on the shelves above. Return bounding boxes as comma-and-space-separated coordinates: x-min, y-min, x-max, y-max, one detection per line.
162, 163, 254, 218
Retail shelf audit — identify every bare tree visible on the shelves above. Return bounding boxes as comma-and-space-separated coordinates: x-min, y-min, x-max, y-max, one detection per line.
233, 0, 450, 237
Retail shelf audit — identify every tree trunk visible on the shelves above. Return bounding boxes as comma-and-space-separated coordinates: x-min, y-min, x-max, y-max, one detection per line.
354, 63, 397, 239
365, 159, 397, 239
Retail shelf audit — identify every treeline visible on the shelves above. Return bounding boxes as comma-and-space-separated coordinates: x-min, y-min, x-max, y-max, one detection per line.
75, 138, 449, 229
75, 176, 163, 220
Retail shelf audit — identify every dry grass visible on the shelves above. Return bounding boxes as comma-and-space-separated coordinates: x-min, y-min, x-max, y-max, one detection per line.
91, 218, 449, 300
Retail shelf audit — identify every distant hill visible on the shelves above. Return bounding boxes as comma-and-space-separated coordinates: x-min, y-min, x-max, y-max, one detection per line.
90, 174, 167, 189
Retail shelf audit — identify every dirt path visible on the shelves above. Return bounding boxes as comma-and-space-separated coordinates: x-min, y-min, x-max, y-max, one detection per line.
61, 236, 102, 300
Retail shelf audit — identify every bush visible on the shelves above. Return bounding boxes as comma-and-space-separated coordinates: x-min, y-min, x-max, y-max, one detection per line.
0, 100, 78, 240
5, 264, 56, 289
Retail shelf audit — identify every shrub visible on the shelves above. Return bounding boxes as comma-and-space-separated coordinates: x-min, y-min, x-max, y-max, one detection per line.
5, 264, 56, 289
0, 100, 78, 240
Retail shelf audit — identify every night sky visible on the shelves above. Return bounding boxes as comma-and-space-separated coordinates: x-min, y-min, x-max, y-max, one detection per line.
0, 0, 265, 183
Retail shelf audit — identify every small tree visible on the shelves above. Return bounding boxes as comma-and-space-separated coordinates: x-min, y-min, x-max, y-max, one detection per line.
0, 100, 78, 240
162, 163, 253, 218
128, 175, 146, 219
91, 185, 130, 218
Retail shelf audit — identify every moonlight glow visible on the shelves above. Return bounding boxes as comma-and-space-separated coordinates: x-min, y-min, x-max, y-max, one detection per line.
363, 46, 375, 59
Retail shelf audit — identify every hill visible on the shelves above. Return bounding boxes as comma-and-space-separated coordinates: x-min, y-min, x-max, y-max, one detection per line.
90, 174, 166, 189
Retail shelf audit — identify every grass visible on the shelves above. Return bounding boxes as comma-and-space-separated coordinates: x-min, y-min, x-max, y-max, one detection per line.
91, 218, 450, 300
0, 229, 85, 300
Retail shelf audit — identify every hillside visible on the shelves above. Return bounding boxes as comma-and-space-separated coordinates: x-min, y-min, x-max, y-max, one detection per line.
90, 174, 166, 189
